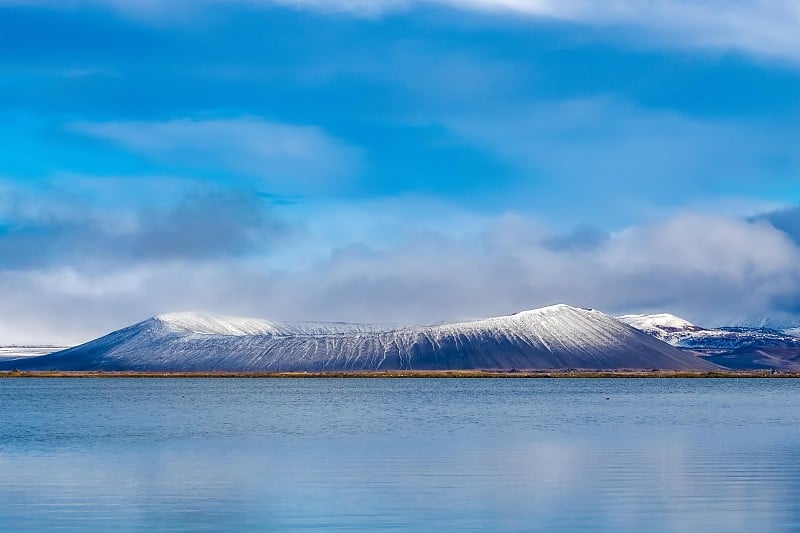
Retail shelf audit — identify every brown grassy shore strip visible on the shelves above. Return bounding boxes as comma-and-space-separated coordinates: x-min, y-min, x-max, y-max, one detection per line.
1, 369, 798, 378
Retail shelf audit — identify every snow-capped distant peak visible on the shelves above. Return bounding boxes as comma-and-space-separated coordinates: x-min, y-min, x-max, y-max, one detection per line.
616, 313, 707, 345
617, 313, 700, 332
514, 304, 596, 316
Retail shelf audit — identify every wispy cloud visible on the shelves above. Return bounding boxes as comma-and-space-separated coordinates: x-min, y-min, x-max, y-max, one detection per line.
280, 0, 800, 61
68, 117, 361, 191
8, 0, 800, 61
441, 97, 800, 220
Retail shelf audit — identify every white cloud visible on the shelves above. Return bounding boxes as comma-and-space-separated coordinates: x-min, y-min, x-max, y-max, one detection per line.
2, 200, 799, 344
69, 117, 360, 192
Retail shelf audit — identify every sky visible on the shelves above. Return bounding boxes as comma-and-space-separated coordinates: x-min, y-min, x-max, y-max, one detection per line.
2, 0, 800, 343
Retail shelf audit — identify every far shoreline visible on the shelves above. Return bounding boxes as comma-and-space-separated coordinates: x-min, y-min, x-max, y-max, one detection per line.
0, 369, 796, 378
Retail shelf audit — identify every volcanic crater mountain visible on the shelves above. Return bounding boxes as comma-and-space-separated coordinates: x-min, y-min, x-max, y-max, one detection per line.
0, 304, 715, 372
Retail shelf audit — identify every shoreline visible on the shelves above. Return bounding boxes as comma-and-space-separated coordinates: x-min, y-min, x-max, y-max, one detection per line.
0, 369, 796, 378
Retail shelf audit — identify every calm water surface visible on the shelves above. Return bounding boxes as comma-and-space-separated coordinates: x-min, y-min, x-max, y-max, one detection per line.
2, 378, 800, 531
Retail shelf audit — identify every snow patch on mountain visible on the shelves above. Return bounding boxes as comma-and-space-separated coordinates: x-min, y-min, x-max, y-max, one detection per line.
617, 313, 704, 343
157, 312, 282, 336
157, 312, 392, 336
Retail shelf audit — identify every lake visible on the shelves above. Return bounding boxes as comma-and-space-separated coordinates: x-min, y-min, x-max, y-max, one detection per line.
2, 378, 800, 531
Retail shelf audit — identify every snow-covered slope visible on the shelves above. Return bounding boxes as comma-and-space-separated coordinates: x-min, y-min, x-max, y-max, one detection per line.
155, 312, 385, 336
0, 305, 715, 372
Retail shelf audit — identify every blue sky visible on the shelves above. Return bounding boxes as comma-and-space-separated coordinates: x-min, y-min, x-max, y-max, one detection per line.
2, 0, 800, 342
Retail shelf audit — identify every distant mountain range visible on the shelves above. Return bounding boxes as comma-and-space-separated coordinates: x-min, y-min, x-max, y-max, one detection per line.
0, 305, 715, 372
618, 313, 800, 370
0, 345, 70, 360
